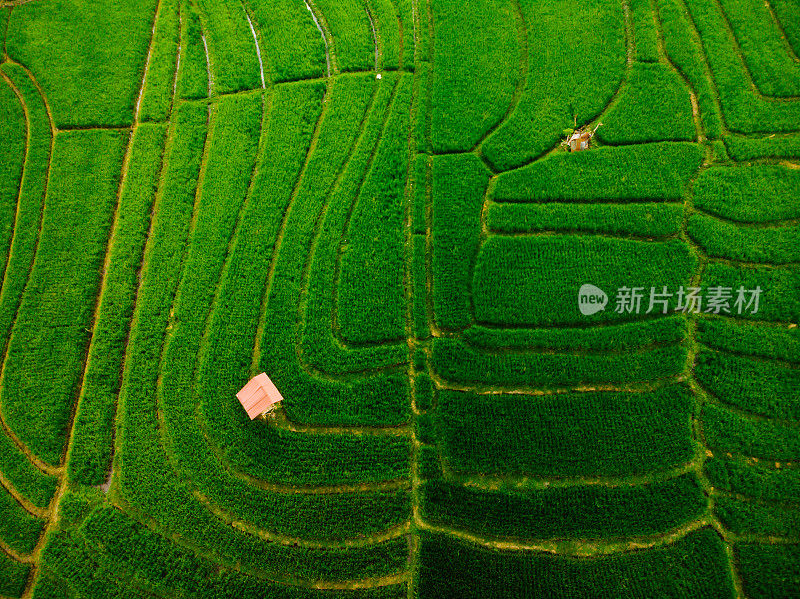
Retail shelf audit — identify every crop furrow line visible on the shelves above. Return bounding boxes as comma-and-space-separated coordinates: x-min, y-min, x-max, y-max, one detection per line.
66, 0, 165, 472
711, 0, 800, 102
149, 100, 217, 491
17, 2, 168, 591
486, 226, 680, 243
422, 157, 442, 338
487, 0, 635, 175
199, 26, 212, 96
695, 379, 800, 427
430, 371, 685, 396
270, 408, 412, 436
454, 337, 685, 357
196, 491, 413, 549
198, 413, 411, 493
653, 0, 708, 142
697, 341, 799, 368
0, 64, 57, 475
764, 0, 800, 63
443, 458, 700, 492
112, 485, 410, 590
172, 4, 182, 100
241, 0, 266, 88
692, 205, 800, 228
330, 77, 405, 350
386, 0, 405, 70
711, 488, 800, 511
295, 76, 385, 376
364, 1, 379, 71
0, 539, 32, 564
472, 0, 528, 166
674, 0, 734, 135
490, 191, 692, 206
105, 60, 183, 498
418, 514, 713, 556
474, 310, 683, 331
251, 78, 331, 377
0, 470, 46, 517
0, 72, 28, 304
303, 0, 333, 77
699, 255, 800, 269
1, 6, 11, 57
405, 19, 425, 596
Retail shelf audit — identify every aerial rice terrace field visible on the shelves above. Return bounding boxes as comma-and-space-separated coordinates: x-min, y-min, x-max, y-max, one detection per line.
0, 0, 798, 596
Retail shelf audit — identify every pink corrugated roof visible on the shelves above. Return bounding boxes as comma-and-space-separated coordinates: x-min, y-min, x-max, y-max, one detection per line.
236, 373, 284, 420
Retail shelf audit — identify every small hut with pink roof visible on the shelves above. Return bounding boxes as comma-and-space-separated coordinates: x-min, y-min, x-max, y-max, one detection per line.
236, 373, 284, 420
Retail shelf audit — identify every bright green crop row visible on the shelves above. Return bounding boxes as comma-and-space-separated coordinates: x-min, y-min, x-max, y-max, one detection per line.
702, 403, 800, 460
736, 543, 800, 599
431, 154, 490, 330
630, 0, 660, 62
77, 505, 408, 598
429, 0, 519, 152
414, 65, 430, 152
684, 0, 800, 133
463, 315, 687, 351
702, 262, 800, 323
481, 0, 625, 171
0, 429, 57, 509
696, 347, 798, 419
705, 456, 800, 503
431, 338, 687, 387
189, 76, 408, 482
300, 76, 408, 373
693, 165, 800, 223
412, 155, 427, 234
421, 473, 706, 540
1, 130, 127, 466
485, 201, 684, 237
6, 0, 157, 127
492, 142, 703, 202
715, 494, 800, 537
139, 0, 179, 122
152, 88, 410, 538
113, 89, 410, 580
195, 0, 261, 94
254, 77, 410, 427
655, 0, 724, 138
176, 0, 209, 99
598, 63, 695, 144
717, 0, 800, 98
313, 0, 373, 72
688, 212, 800, 264
472, 236, 696, 326
0, 482, 44, 554
723, 133, 800, 160
67, 124, 168, 486
0, 63, 50, 388
245, 0, 327, 82
697, 318, 799, 363
338, 74, 413, 345
0, 551, 29, 598
369, 0, 414, 71
418, 528, 734, 598
770, 0, 800, 56
435, 384, 694, 478
0, 78, 24, 277
42, 517, 408, 599
412, 235, 428, 339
